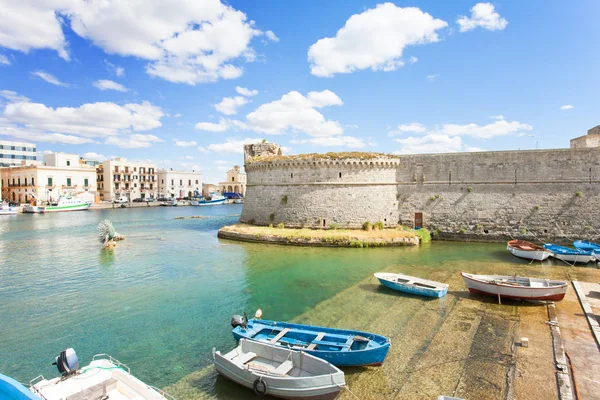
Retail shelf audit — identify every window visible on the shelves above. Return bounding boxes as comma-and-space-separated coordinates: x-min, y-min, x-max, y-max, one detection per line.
188, 180, 191, 186
291, 173, 293, 178
339, 172, 342, 178
134, 183, 137, 188
171, 179, 174, 185
114, 166, 119, 173
47, 177, 52, 186
66, 160, 70, 166
31, 178, 34, 186
17, 178, 20, 186
180, 179, 183, 185
150, 184, 153, 190
134, 167, 136, 171
195, 180, 198, 184
232, 177, 235, 182
66, 178, 72, 187
84, 178, 89, 187
161, 179, 164, 184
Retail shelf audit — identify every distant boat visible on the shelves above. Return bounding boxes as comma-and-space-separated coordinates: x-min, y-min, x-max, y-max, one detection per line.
374, 272, 448, 298
214, 339, 345, 400
191, 194, 226, 206
160, 199, 178, 206
573, 240, 600, 252
231, 318, 390, 367
0, 203, 18, 215
507, 240, 552, 261
461, 272, 568, 302
23, 204, 45, 213
543, 243, 596, 263
44, 196, 92, 212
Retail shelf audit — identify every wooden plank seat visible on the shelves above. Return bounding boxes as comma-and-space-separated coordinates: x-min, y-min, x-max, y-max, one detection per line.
273, 360, 294, 375
237, 351, 257, 365
269, 328, 290, 343
306, 332, 326, 350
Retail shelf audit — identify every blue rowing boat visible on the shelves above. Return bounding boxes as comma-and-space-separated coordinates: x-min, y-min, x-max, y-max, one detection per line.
231, 318, 390, 367
543, 243, 596, 263
374, 272, 448, 298
573, 240, 600, 252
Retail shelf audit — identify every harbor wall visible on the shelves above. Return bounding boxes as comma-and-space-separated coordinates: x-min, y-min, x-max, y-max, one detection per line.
241, 147, 600, 242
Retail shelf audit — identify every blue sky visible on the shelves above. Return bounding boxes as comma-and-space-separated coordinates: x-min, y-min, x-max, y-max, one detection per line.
0, 1, 598, 183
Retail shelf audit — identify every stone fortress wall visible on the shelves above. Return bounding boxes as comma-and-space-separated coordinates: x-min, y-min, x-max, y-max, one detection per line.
240, 140, 600, 242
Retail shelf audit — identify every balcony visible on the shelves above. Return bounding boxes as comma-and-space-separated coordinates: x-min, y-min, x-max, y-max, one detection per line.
62, 185, 78, 189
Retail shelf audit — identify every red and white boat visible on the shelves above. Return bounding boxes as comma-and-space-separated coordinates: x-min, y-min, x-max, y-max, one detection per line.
507, 240, 552, 261
461, 272, 568, 302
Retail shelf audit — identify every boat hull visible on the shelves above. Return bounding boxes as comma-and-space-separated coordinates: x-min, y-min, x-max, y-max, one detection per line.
573, 240, 600, 252
461, 272, 567, 302
552, 253, 595, 263
192, 199, 226, 206
0, 373, 38, 399
232, 319, 390, 367
0, 210, 18, 215
215, 340, 344, 400
23, 205, 45, 213
507, 245, 551, 261
375, 273, 448, 298
45, 203, 91, 212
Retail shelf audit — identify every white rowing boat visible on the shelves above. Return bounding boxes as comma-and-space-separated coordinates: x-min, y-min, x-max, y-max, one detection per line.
507, 240, 552, 261
214, 339, 345, 399
461, 272, 568, 302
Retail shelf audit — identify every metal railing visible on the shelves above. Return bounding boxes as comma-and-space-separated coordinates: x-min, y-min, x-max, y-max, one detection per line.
91, 354, 131, 374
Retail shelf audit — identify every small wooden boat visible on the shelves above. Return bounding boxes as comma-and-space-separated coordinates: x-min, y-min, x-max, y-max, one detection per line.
29, 349, 173, 400
573, 240, 600, 252
232, 318, 390, 367
507, 240, 552, 261
543, 243, 596, 263
214, 339, 345, 400
374, 272, 448, 298
461, 272, 568, 302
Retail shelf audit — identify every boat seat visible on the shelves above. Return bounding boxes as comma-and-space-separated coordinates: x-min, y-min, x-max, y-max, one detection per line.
66, 377, 118, 400
273, 360, 294, 375
237, 351, 257, 365
306, 332, 326, 350
269, 328, 290, 343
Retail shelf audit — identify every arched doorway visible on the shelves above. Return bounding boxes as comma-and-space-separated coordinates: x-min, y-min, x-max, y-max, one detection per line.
234, 185, 239, 193
227, 185, 233, 192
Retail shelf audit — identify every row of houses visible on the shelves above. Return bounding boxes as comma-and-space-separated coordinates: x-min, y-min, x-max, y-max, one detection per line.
0, 139, 246, 204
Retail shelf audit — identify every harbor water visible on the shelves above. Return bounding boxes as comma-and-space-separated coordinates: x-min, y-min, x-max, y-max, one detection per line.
1, 205, 597, 399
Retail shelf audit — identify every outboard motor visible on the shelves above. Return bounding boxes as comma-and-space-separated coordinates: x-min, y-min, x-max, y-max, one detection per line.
52, 348, 79, 376
231, 314, 247, 329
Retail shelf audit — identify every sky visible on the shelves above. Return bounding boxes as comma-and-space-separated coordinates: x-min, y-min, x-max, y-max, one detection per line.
0, 1, 599, 184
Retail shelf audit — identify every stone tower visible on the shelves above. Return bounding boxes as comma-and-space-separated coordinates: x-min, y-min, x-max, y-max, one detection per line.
243, 141, 282, 164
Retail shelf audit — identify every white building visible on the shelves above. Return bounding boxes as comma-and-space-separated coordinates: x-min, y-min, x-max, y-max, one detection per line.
97, 158, 157, 201
219, 165, 246, 196
0, 140, 37, 167
1, 152, 96, 203
158, 169, 202, 199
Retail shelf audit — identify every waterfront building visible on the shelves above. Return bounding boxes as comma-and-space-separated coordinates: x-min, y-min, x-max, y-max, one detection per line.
219, 165, 246, 196
571, 125, 600, 148
0, 152, 96, 203
0, 140, 37, 167
202, 183, 221, 197
97, 158, 157, 201
158, 169, 202, 199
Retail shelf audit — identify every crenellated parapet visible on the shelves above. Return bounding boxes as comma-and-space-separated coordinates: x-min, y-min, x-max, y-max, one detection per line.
245, 156, 401, 172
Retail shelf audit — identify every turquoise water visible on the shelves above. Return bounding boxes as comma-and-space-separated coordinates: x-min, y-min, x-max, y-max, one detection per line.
0, 206, 514, 392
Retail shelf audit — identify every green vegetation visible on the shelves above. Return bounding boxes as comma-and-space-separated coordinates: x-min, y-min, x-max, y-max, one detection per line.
467, 187, 473, 193
281, 195, 288, 204
458, 228, 467, 234
520, 227, 527, 235
575, 191, 583, 198
268, 223, 273, 228
534, 205, 540, 210
277, 223, 285, 229
414, 228, 431, 243
248, 151, 399, 164
362, 221, 372, 231
329, 223, 340, 230
428, 196, 436, 201
373, 221, 384, 230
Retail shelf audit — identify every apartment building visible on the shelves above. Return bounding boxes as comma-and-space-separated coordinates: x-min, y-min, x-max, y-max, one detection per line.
1, 152, 96, 203
0, 140, 37, 167
97, 158, 157, 201
219, 165, 246, 196
157, 169, 202, 198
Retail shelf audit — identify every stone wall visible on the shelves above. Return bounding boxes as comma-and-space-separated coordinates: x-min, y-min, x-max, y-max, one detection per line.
241, 147, 600, 242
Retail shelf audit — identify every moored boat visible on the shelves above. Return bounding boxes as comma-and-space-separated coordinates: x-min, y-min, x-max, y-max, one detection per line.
0, 203, 18, 215
44, 196, 92, 212
573, 240, 600, 252
23, 204, 46, 213
461, 272, 568, 302
214, 339, 345, 400
507, 240, 552, 261
543, 243, 595, 263
191, 194, 226, 206
160, 199, 178, 206
231, 318, 390, 367
374, 272, 448, 298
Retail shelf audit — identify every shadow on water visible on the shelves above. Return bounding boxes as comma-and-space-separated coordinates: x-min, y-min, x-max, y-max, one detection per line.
98, 248, 115, 267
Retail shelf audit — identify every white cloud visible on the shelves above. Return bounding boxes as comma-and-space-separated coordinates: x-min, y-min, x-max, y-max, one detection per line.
105, 60, 124, 76
215, 160, 228, 165
438, 119, 532, 139
215, 96, 248, 115
560, 105, 574, 110
426, 74, 439, 82
308, 4, 448, 77
0, 1, 70, 60
173, 113, 182, 118
489, 115, 504, 120
174, 139, 197, 147
457, 3, 508, 32
106, 134, 163, 149
345, 124, 359, 129
3, 98, 163, 138
195, 119, 231, 132
291, 136, 366, 148
0, 54, 10, 65
395, 122, 427, 134
0, 90, 29, 103
83, 152, 107, 160
265, 30, 279, 42
197, 146, 209, 153
409, 56, 418, 64
246, 90, 343, 137
235, 86, 259, 96
395, 134, 464, 154
207, 138, 263, 153
93, 79, 129, 92
31, 71, 69, 87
